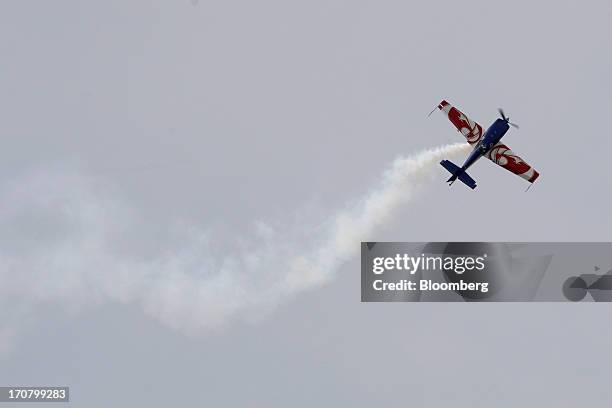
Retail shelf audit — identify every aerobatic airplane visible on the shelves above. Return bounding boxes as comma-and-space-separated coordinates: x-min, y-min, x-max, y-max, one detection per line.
431, 100, 539, 190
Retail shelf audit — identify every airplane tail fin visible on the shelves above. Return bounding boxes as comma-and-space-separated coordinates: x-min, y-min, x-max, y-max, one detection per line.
440, 160, 477, 189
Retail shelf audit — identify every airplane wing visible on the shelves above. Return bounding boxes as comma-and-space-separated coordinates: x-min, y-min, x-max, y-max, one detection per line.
487, 142, 540, 183
436, 100, 484, 145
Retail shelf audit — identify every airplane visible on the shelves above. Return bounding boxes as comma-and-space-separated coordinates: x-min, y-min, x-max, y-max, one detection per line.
430, 100, 539, 190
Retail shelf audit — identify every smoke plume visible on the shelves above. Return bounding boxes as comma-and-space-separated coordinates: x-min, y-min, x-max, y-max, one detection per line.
0, 143, 468, 349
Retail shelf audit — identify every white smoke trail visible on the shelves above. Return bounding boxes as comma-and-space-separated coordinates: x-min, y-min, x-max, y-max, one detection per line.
280, 142, 470, 293
0, 143, 468, 348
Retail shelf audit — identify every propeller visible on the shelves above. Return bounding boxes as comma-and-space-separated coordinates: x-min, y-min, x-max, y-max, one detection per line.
498, 108, 519, 129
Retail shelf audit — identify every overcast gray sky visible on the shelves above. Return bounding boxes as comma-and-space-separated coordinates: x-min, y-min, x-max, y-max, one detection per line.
1, 1, 612, 407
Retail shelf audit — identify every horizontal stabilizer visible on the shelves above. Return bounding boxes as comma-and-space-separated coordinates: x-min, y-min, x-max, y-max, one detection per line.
440, 160, 477, 189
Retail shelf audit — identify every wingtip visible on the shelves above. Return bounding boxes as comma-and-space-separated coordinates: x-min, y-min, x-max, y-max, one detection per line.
429, 100, 449, 117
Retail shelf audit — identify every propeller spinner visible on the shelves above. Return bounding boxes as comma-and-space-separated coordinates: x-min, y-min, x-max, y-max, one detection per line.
498, 108, 519, 129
